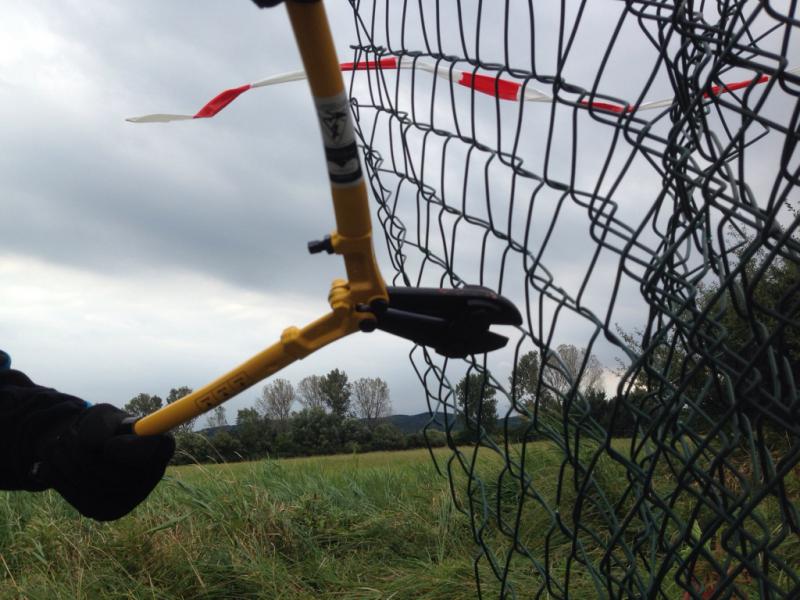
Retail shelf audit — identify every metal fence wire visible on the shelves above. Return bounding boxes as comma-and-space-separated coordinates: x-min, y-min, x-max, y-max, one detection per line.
344, 0, 799, 598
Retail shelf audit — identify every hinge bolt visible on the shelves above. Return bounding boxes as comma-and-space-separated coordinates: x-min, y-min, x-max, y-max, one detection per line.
308, 236, 334, 254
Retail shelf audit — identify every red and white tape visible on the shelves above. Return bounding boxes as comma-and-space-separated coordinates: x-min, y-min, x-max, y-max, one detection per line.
126, 58, 798, 123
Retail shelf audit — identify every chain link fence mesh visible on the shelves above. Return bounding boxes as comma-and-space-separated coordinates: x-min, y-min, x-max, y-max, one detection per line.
344, 0, 799, 597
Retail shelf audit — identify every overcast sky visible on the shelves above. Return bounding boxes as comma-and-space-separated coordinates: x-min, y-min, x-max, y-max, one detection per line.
0, 1, 425, 420
1, 1, 794, 424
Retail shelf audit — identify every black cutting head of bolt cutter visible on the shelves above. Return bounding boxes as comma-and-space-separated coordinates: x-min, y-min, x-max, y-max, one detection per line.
364, 286, 522, 358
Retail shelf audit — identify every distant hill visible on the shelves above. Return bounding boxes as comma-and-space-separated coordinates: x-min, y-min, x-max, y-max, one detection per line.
200, 424, 237, 437
384, 412, 527, 433
380, 412, 460, 434
200, 414, 458, 437
200, 412, 526, 436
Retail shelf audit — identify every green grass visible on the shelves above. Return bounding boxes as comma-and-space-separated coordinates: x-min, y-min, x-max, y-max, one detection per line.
0, 447, 491, 599
0, 441, 796, 599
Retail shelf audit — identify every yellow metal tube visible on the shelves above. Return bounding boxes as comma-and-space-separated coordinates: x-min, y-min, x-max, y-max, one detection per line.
134, 337, 296, 436
133, 280, 362, 436
130, 1, 390, 435
286, 1, 387, 307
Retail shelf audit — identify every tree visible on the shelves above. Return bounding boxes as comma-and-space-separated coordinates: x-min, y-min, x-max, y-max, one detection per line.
456, 372, 499, 434
585, 389, 637, 438
509, 350, 543, 409
509, 350, 540, 403
205, 405, 228, 429
236, 407, 272, 459
341, 418, 372, 452
541, 344, 603, 398
171, 432, 208, 465
167, 386, 196, 433
207, 430, 243, 462
256, 379, 295, 421
352, 377, 391, 426
693, 251, 798, 422
290, 407, 343, 455
297, 375, 327, 410
614, 249, 799, 430
236, 407, 260, 426
509, 350, 560, 419
320, 369, 352, 418
124, 393, 163, 418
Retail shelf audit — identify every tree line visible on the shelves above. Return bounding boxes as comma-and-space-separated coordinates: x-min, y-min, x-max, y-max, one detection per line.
121, 248, 795, 464
122, 346, 619, 465
122, 370, 442, 464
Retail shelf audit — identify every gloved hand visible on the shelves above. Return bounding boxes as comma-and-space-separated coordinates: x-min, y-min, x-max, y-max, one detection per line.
0, 368, 174, 521
34, 403, 175, 521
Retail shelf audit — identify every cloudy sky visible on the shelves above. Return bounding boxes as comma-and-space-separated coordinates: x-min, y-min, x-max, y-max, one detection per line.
0, 1, 425, 420
1, 1, 794, 424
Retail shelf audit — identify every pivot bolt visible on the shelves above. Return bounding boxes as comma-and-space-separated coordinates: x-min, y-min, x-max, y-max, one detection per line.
308, 235, 334, 254
359, 318, 377, 333
370, 298, 389, 314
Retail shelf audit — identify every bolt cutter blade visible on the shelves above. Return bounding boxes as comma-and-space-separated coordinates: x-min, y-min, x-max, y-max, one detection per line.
371, 286, 522, 358
382, 285, 522, 324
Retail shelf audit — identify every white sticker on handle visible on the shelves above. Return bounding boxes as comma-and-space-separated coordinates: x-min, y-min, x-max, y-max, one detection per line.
315, 92, 362, 186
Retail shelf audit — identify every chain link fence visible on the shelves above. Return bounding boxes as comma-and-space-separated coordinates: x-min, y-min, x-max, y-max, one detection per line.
345, 0, 799, 597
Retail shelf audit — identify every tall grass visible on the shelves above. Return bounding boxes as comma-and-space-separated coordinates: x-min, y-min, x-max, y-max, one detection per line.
1, 441, 795, 598
0, 448, 499, 599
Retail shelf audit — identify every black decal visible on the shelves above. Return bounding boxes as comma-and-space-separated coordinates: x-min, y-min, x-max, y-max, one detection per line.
325, 142, 358, 167
321, 107, 348, 143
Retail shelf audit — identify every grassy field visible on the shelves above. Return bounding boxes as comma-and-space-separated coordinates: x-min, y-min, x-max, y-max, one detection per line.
0, 442, 796, 599
0, 447, 488, 599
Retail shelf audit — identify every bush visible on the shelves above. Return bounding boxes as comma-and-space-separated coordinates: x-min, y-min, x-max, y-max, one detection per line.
235, 409, 274, 459
341, 418, 372, 446
290, 408, 343, 455
207, 431, 244, 462
171, 432, 208, 465
452, 429, 480, 445
272, 430, 297, 457
406, 431, 447, 448
371, 423, 406, 451
423, 430, 447, 448
174, 412, 449, 465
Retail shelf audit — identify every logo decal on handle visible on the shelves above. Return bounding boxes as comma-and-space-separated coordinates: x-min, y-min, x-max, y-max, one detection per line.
195, 372, 249, 411
315, 92, 362, 186
321, 106, 348, 143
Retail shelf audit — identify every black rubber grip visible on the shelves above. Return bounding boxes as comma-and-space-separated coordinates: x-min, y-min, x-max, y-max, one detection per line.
117, 416, 139, 435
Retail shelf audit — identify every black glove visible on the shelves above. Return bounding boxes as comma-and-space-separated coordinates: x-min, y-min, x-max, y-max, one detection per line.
0, 369, 174, 521
35, 403, 175, 521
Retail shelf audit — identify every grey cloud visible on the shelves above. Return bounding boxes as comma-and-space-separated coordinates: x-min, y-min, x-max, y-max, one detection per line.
2, 0, 435, 417
0, 14, 346, 297
3, 1, 794, 419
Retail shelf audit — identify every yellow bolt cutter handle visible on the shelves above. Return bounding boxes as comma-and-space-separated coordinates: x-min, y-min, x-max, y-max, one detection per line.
126, 0, 522, 435
129, 0, 387, 436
